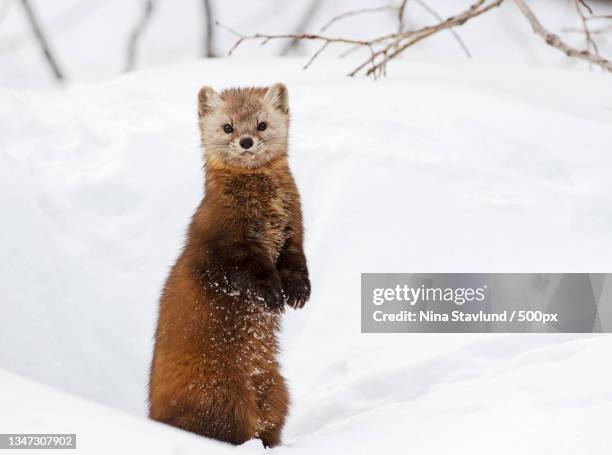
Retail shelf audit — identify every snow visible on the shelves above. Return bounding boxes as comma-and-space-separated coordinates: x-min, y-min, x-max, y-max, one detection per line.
3, 335, 611, 454
0, 368, 235, 454
1, 55, 612, 453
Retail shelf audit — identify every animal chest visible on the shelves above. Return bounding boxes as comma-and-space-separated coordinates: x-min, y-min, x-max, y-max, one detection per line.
230, 173, 291, 260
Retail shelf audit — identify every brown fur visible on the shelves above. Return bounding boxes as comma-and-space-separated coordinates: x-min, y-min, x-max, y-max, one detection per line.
149, 84, 310, 448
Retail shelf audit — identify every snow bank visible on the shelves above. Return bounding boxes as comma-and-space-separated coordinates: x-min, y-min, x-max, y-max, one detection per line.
0, 368, 234, 454
1, 58, 611, 453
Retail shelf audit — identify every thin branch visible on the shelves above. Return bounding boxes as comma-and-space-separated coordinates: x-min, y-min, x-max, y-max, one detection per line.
220, 27, 373, 51
125, 0, 155, 71
221, 0, 612, 79
19, 0, 65, 82
203, 0, 215, 57
398, 0, 408, 33
413, 0, 471, 58
514, 0, 612, 72
224, 1, 497, 77
215, 21, 246, 55
574, 0, 599, 69
576, 0, 593, 16
303, 41, 329, 69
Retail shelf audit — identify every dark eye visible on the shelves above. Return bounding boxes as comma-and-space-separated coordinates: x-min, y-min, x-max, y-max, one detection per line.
257, 122, 267, 131
223, 124, 233, 134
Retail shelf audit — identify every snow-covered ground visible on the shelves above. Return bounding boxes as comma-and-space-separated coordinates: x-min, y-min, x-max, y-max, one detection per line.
1, 57, 611, 453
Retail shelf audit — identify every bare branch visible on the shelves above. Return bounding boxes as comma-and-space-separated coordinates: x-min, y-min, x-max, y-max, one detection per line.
222, 28, 373, 50
574, 0, 599, 69
563, 3, 612, 36
413, 0, 471, 58
221, 0, 612, 79
576, 0, 593, 16
303, 41, 329, 69
125, 0, 155, 72
203, 0, 216, 57
225, 0, 499, 77
398, 0, 408, 33
19, 0, 65, 82
514, 0, 612, 72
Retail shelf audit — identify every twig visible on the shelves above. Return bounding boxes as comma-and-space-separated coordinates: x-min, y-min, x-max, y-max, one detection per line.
514, 0, 612, 72
221, 0, 612, 78
394, 0, 409, 55
203, 0, 215, 57
19, 0, 65, 82
224, 0, 497, 77
576, 0, 593, 16
215, 22, 246, 55
219, 24, 374, 51
125, 0, 155, 71
398, 0, 408, 33
413, 0, 471, 58
574, 0, 599, 69
303, 41, 329, 69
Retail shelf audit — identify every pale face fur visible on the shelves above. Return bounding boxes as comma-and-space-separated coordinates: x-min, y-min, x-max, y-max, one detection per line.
198, 84, 290, 169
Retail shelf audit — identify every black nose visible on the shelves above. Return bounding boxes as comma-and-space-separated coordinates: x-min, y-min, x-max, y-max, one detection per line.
239, 137, 254, 150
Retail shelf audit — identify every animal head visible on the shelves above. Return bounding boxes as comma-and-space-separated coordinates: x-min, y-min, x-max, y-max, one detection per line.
197, 84, 290, 169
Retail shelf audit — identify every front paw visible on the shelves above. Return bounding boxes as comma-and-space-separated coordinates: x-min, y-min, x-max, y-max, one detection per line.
280, 269, 311, 309
243, 267, 284, 313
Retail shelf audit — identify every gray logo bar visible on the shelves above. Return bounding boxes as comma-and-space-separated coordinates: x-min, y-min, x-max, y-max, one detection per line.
0, 434, 76, 450
361, 273, 612, 333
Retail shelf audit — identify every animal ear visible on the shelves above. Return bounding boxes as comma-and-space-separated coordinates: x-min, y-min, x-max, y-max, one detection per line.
264, 83, 289, 114
198, 86, 222, 118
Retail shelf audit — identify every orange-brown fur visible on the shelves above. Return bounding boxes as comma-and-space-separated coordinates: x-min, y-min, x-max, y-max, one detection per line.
149, 84, 310, 448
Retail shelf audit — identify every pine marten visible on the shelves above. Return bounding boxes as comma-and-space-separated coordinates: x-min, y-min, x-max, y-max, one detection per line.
148, 83, 310, 448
